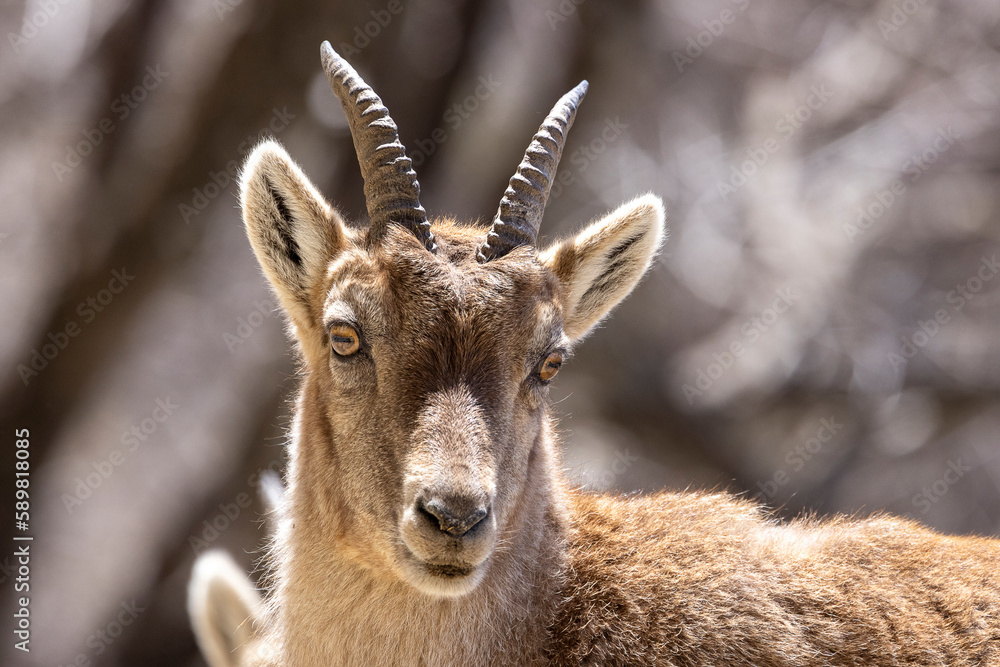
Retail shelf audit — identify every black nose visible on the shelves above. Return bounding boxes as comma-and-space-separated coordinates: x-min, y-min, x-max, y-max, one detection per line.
417, 496, 489, 538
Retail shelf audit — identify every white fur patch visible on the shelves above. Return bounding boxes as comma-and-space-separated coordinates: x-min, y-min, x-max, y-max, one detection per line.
188, 551, 263, 667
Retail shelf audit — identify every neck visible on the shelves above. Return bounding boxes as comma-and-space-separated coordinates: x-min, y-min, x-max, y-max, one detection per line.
270, 392, 569, 666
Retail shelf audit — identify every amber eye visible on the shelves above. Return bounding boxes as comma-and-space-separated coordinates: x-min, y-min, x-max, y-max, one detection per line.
329, 324, 360, 357
538, 351, 563, 383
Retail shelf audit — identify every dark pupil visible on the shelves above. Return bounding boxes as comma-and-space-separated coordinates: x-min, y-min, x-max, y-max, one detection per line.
333, 334, 354, 345
546, 358, 560, 371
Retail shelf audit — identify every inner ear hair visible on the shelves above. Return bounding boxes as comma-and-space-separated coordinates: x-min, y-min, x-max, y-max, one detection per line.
241, 140, 348, 330
540, 194, 665, 341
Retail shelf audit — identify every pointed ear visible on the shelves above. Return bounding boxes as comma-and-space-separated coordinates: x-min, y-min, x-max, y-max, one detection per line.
188, 551, 263, 667
539, 194, 665, 341
241, 140, 347, 328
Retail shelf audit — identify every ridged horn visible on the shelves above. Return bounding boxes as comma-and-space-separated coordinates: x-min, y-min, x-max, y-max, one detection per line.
477, 80, 588, 263
320, 41, 435, 252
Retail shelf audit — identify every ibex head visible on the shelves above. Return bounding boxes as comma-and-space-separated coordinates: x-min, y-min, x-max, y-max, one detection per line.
240, 42, 664, 598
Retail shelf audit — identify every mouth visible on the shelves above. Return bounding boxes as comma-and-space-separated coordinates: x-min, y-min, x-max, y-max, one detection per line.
424, 561, 476, 578
397, 548, 489, 597
396, 500, 498, 597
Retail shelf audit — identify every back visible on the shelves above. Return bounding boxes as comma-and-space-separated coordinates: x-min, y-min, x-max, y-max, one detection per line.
550, 491, 1000, 666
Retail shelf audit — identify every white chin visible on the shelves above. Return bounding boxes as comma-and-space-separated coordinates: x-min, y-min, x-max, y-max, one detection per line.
402, 559, 488, 598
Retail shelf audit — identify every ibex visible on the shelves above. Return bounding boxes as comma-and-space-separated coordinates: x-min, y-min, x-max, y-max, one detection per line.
188, 42, 1000, 666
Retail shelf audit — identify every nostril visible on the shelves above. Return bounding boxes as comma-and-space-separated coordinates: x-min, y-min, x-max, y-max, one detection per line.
417, 500, 441, 529
460, 506, 489, 535
417, 497, 489, 538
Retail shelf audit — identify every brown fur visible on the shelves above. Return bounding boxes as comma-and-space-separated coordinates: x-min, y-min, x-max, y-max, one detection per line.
552, 493, 1000, 666
187, 139, 1000, 667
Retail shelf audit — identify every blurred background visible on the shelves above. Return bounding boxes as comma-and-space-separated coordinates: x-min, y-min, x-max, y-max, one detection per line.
2, 0, 999, 664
